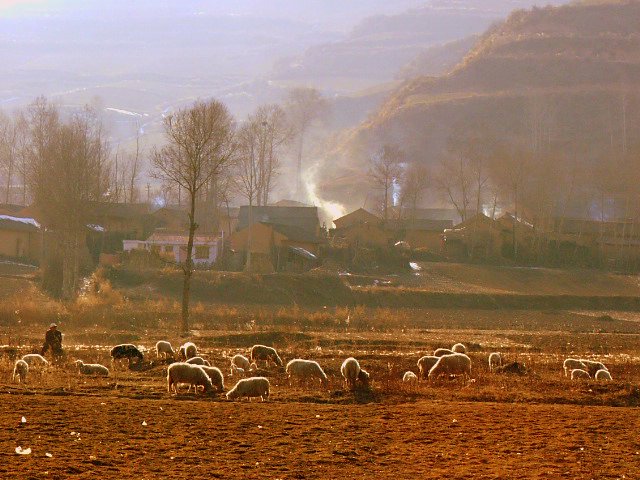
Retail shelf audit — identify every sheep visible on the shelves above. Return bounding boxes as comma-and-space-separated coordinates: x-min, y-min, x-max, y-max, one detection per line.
110, 344, 144, 365
179, 342, 198, 360
579, 359, 608, 377
21, 354, 49, 367
230, 365, 246, 377
12, 359, 28, 383
74, 360, 109, 376
250, 345, 283, 367
595, 369, 613, 381
488, 352, 502, 372
285, 359, 328, 387
563, 358, 587, 377
451, 343, 467, 354
403, 371, 418, 384
167, 363, 213, 395
571, 368, 591, 380
434, 348, 455, 357
185, 356, 211, 366
155, 341, 174, 359
495, 361, 527, 376
428, 353, 471, 380
226, 377, 270, 401
200, 365, 225, 392
417, 355, 439, 379
340, 357, 369, 389
230, 354, 251, 374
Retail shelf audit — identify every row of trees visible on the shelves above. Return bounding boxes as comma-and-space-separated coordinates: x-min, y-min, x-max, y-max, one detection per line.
0, 88, 328, 333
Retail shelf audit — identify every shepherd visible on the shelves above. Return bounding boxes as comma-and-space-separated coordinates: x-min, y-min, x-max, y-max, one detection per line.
41, 323, 63, 359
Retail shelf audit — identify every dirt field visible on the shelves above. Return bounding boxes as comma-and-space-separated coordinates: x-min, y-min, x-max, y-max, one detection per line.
2, 393, 639, 480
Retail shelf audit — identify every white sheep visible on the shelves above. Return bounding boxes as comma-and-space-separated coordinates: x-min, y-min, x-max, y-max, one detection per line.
340, 357, 369, 389
74, 360, 109, 376
563, 358, 587, 377
230, 354, 251, 374
200, 365, 225, 392
226, 377, 270, 401
434, 348, 455, 357
285, 359, 328, 387
488, 352, 502, 372
21, 354, 49, 367
403, 371, 418, 384
571, 368, 591, 380
417, 356, 439, 379
428, 353, 471, 380
595, 369, 612, 381
250, 345, 283, 367
579, 359, 607, 377
451, 343, 466, 354
230, 365, 246, 377
13, 359, 28, 383
167, 363, 213, 395
179, 342, 198, 360
155, 341, 174, 359
185, 356, 211, 366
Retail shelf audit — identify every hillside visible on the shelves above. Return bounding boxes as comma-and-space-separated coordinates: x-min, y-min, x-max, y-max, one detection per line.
322, 1, 640, 210
396, 35, 479, 80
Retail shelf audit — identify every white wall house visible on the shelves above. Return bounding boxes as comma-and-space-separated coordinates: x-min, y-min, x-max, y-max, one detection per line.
123, 231, 223, 265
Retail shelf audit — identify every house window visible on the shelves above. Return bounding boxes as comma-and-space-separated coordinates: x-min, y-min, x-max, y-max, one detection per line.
164, 245, 173, 253
195, 246, 209, 259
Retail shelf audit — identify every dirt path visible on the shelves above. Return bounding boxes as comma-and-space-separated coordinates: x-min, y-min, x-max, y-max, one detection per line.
2, 394, 638, 479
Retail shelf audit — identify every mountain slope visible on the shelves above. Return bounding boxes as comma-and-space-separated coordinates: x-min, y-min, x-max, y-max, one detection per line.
321, 1, 640, 211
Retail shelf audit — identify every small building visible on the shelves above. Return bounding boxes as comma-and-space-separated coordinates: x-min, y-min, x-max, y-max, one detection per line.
0, 215, 41, 263
388, 218, 453, 250
333, 208, 380, 230
123, 231, 223, 265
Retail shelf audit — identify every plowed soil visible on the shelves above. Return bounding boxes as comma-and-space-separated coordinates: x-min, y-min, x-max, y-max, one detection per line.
2, 393, 638, 480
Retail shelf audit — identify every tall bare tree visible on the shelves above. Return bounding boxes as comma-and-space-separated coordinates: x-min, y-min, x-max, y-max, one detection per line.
151, 99, 235, 334
369, 145, 404, 223
0, 111, 21, 204
400, 162, 429, 225
285, 87, 329, 199
25, 98, 111, 299
435, 153, 472, 223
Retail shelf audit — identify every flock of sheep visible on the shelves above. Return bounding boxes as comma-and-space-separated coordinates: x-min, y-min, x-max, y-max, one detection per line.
10, 340, 613, 400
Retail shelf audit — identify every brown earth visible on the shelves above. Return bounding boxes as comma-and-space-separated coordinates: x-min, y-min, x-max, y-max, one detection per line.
2, 394, 639, 480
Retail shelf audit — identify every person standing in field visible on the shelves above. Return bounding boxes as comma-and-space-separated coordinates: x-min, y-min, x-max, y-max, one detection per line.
41, 323, 63, 359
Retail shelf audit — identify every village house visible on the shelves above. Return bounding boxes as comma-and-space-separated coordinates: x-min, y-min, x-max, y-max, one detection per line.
123, 230, 223, 265
230, 205, 323, 272
0, 215, 42, 263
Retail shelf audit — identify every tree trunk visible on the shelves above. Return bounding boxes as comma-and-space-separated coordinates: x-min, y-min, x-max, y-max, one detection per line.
181, 191, 197, 334
296, 133, 304, 200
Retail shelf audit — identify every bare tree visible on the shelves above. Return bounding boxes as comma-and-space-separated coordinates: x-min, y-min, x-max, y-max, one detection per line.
285, 87, 329, 199
151, 99, 235, 334
0, 111, 20, 204
400, 162, 429, 225
369, 145, 404, 223
435, 153, 472, 223
25, 98, 111, 299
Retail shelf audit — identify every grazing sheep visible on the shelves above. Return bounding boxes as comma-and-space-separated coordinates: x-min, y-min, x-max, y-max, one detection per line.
12, 359, 28, 383
428, 353, 471, 380
200, 365, 225, 392
179, 342, 198, 360
417, 356, 439, 379
230, 354, 251, 374
488, 352, 502, 372
595, 369, 612, 381
185, 356, 211, 366
340, 357, 369, 389
230, 365, 246, 377
155, 341, 174, 359
579, 359, 607, 377
451, 343, 467, 354
563, 358, 587, 377
495, 362, 527, 376
571, 368, 591, 380
110, 344, 144, 364
434, 348, 455, 357
250, 345, 283, 367
21, 354, 49, 367
403, 371, 418, 384
167, 363, 213, 395
286, 359, 328, 387
226, 377, 270, 401
74, 360, 109, 376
